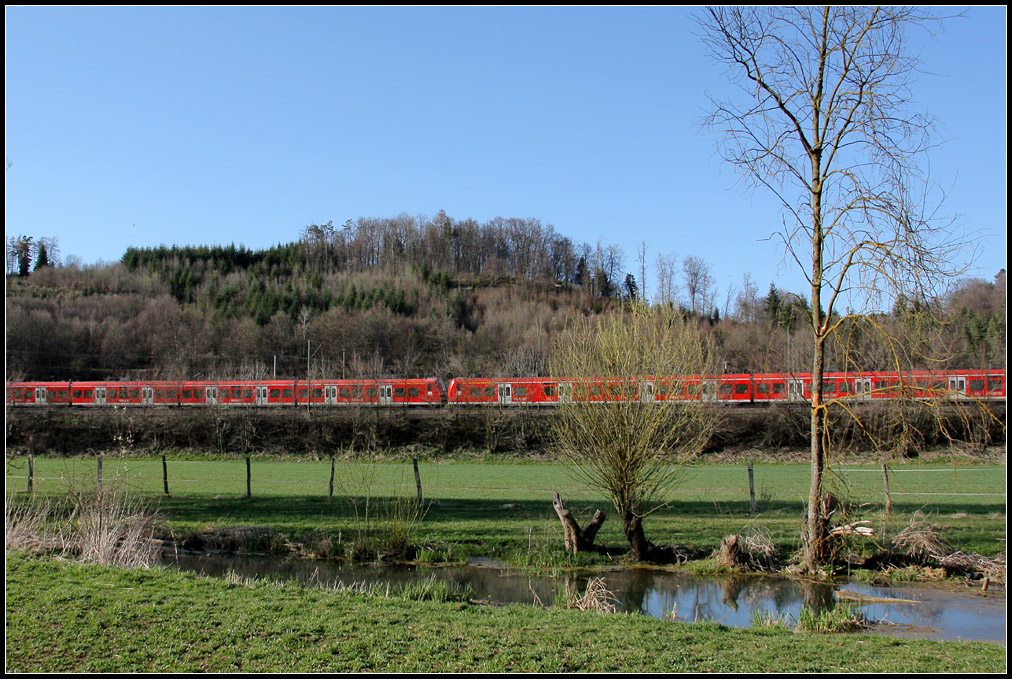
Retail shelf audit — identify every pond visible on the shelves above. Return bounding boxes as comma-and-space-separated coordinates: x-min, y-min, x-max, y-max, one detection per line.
162, 551, 1005, 643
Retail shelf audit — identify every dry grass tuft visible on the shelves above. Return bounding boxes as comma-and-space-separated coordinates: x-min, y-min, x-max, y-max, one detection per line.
71, 488, 162, 568
5, 496, 59, 553
569, 577, 619, 613
5, 486, 162, 569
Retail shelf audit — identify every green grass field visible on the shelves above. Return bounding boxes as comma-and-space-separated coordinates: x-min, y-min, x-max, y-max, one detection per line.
4, 553, 1006, 672
6, 456, 1005, 562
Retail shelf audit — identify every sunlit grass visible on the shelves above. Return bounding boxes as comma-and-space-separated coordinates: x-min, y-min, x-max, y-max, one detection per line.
5, 553, 1005, 672
6, 457, 1005, 561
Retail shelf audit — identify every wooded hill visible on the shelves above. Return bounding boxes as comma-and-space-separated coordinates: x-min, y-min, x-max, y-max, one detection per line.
5, 213, 1006, 382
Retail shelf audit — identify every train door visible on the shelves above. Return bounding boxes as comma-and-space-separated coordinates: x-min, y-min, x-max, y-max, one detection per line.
497, 384, 512, 404
325, 386, 337, 405
701, 381, 718, 401
95, 387, 107, 405
34, 387, 47, 405
142, 387, 154, 405
948, 375, 966, 398
639, 381, 654, 403
787, 379, 805, 402
256, 386, 268, 405
379, 385, 393, 405
205, 386, 218, 405
854, 378, 872, 400
558, 383, 572, 403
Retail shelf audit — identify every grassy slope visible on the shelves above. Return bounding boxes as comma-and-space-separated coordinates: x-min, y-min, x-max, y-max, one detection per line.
4, 553, 1004, 673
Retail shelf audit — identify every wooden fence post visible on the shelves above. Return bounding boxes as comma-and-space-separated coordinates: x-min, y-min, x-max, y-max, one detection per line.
246, 456, 252, 498
97, 454, 103, 495
329, 456, 335, 502
162, 455, 170, 496
27, 455, 34, 493
413, 457, 423, 505
882, 463, 891, 515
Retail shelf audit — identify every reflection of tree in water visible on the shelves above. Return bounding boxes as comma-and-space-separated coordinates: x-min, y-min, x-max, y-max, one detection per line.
721, 576, 748, 612
802, 580, 837, 613
614, 569, 654, 613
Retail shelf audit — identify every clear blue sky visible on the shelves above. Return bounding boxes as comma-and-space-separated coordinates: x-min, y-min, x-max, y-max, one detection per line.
5, 6, 1007, 306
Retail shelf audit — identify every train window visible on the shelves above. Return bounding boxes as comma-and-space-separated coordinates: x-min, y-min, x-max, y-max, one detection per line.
470, 387, 482, 397
241, 388, 251, 399
313, 388, 323, 398
167, 390, 177, 399
269, 389, 279, 399
299, 388, 308, 399
987, 379, 1003, 393
969, 380, 984, 391
394, 388, 406, 397
838, 382, 850, 394
155, 389, 165, 399
719, 384, 733, 396
544, 386, 555, 397
483, 386, 495, 397
281, 389, 292, 398
183, 389, 192, 399
755, 383, 769, 394
73, 390, 82, 399
771, 383, 785, 394
735, 383, 749, 395
352, 387, 363, 398
340, 388, 351, 398
366, 388, 378, 397
822, 381, 836, 393
608, 385, 621, 396
84, 390, 93, 399
408, 388, 419, 398
130, 390, 140, 399
513, 387, 527, 398
228, 388, 238, 398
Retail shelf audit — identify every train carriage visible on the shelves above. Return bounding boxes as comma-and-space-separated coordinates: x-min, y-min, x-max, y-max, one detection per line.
5, 370, 1004, 408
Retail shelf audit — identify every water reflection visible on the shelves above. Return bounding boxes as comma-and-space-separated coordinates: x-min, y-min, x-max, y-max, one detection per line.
163, 552, 1004, 643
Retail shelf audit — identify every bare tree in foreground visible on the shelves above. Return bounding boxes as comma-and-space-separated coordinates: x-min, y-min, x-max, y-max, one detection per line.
551, 305, 721, 562
698, 7, 977, 571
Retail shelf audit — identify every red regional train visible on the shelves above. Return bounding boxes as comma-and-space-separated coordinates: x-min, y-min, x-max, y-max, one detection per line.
5, 369, 1005, 407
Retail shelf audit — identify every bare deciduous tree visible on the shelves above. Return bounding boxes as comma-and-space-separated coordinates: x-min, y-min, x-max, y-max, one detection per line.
551, 305, 722, 562
682, 255, 715, 318
698, 6, 976, 571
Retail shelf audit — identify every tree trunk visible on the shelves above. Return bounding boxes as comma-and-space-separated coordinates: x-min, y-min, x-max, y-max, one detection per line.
623, 512, 653, 562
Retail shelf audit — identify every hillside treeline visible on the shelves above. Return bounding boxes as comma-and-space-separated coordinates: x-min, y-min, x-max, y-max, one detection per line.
5, 212, 1006, 382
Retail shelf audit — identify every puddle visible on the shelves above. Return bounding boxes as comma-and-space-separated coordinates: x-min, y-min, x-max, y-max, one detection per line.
162, 551, 1005, 642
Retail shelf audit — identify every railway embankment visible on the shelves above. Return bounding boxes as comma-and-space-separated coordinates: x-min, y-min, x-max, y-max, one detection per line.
5, 402, 1005, 461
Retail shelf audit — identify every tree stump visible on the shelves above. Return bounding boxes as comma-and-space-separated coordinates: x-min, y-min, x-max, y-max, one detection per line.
716, 534, 743, 568
553, 491, 606, 554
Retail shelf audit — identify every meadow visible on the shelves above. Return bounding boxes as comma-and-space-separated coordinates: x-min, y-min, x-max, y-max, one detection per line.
6, 455, 1005, 563
5, 552, 1005, 672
